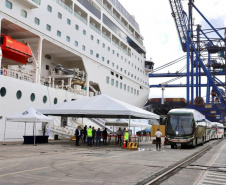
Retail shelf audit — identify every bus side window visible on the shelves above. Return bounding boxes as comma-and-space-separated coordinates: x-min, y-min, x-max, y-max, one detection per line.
0, 35, 4, 45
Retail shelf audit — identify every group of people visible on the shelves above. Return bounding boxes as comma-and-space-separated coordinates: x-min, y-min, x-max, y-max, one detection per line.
75, 125, 163, 150
75, 125, 108, 147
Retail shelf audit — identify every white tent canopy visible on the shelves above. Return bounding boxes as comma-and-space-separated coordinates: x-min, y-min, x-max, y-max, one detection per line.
6, 107, 54, 122
5, 107, 53, 145
38, 94, 159, 120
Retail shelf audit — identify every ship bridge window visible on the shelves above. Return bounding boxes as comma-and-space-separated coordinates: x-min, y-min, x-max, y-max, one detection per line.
0, 87, 7, 97
58, 12, 62, 19
67, 19, 71, 25
46, 24, 51, 31
21, 10, 27, 18
66, 36, 70, 42
57, 30, 61, 37
111, 79, 114, 86
43, 96, 47, 104
5, 0, 12, 9
54, 98, 57, 104
47, 5, 52, 12
30, 93, 35, 102
34, 17, 40, 25
106, 76, 109, 84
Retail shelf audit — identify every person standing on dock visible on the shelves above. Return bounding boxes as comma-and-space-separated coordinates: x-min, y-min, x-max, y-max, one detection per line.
83, 125, 87, 143
87, 126, 93, 147
75, 124, 81, 146
155, 129, 162, 151
124, 129, 129, 147
117, 127, 123, 146
102, 128, 108, 145
96, 128, 101, 147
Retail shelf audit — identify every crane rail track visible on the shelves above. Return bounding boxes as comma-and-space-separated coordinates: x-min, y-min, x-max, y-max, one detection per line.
137, 140, 223, 185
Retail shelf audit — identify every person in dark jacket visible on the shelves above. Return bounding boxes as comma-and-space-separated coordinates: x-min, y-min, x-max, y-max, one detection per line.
92, 127, 96, 145
96, 128, 101, 147
83, 125, 87, 143
75, 124, 81, 146
102, 128, 107, 145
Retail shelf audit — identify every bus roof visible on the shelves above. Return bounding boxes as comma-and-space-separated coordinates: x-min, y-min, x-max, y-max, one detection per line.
168, 108, 205, 121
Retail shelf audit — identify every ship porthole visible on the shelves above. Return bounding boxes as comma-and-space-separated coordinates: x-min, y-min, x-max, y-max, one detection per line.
43, 95, 47, 104
0, 87, 6, 97
16, 90, 22, 99
30, 93, 35, 102
64, 99, 67, 102
54, 98, 58, 104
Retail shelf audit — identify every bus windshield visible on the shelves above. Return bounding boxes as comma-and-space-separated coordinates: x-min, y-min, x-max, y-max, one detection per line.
166, 115, 193, 136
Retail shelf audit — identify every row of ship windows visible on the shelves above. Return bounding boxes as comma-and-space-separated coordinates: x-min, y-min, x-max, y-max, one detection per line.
5, 1, 143, 65
0, 87, 61, 104
106, 77, 140, 96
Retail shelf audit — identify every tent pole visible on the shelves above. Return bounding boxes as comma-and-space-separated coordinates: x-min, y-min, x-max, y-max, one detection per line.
24, 122, 26, 136
3, 118, 7, 145
82, 117, 83, 128
129, 115, 131, 141
33, 122, 36, 146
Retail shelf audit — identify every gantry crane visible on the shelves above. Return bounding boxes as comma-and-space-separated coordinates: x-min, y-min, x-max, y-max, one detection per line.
149, 0, 226, 123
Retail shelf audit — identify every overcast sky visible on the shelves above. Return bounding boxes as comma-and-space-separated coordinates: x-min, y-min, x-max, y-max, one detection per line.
119, 0, 226, 100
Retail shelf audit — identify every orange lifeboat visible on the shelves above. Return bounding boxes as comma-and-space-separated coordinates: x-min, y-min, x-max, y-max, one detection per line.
0, 34, 32, 64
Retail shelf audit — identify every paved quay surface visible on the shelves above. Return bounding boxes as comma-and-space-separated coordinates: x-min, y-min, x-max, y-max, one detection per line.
0, 139, 222, 185
160, 139, 226, 185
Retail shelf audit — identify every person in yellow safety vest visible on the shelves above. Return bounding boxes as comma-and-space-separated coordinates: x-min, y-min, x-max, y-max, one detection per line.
124, 129, 129, 147
87, 126, 93, 147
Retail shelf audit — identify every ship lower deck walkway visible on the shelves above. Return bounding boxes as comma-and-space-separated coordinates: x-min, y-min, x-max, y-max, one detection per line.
0, 138, 225, 185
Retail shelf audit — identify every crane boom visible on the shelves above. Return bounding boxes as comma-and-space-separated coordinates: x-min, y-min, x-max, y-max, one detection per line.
169, 0, 188, 52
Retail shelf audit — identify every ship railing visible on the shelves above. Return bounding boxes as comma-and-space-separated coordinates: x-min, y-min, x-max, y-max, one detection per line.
32, 0, 41, 5
96, 0, 102, 5
56, 0, 73, 14
90, 24, 101, 35
112, 40, 120, 50
0, 67, 35, 83
102, 33, 111, 43
47, 123, 74, 138
113, 13, 121, 24
74, 11, 87, 25
103, 4, 112, 15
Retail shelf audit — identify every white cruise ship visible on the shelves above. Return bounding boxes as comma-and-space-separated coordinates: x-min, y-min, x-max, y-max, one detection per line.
0, 0, 152, 141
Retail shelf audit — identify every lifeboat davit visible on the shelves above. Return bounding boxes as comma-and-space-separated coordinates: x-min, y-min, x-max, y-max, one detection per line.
0, 34, 32, 64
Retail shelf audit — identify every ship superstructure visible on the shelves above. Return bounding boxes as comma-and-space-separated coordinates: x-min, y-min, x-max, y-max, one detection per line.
0, 0, 150, 140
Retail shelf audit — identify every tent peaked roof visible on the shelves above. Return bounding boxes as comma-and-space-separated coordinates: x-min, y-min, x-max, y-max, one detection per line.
38, 94, 159, 119
6, 107, 54, 122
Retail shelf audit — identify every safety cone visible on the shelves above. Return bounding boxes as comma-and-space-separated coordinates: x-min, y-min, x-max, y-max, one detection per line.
123, 139, 126, 149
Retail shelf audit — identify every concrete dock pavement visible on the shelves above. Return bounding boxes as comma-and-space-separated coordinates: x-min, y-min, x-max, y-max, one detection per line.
0, 139, 221, 185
